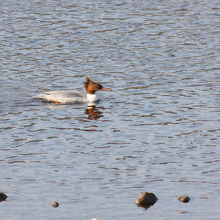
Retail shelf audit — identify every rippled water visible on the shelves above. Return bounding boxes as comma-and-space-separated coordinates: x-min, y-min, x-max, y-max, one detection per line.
1, 0, 220, 219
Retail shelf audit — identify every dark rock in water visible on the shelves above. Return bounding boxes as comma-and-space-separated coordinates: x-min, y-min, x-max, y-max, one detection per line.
0, 192, 7, 202
178, 195, 191, 203
136, 192, 158, 209
51, 201, 59, 207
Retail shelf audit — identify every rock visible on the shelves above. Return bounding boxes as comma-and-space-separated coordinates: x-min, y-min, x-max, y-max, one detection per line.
51, 201, 59, 207
135, 192, 158, 209
178, 195, 190, 203
0, 192, 7, 202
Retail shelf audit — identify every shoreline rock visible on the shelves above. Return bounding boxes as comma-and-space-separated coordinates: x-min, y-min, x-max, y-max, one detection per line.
51, 201, 59, 207
178, 195, 191, 203
0, 192, 7, 202
135, 192, 158, 209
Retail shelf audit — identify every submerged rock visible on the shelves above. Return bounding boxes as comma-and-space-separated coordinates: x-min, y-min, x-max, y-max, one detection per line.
51, 201, 59, 207
136, 192, 158, 209
0, 192, 7, 202
178, 195, 191, 203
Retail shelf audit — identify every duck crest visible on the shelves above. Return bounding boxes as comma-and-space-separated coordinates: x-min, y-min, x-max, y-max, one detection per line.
84, 77, 92, 89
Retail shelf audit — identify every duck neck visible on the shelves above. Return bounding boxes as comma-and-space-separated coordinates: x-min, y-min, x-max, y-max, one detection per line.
87, 93, 97, 102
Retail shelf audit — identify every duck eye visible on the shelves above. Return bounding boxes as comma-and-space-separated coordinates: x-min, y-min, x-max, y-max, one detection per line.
97, 84, 103, 89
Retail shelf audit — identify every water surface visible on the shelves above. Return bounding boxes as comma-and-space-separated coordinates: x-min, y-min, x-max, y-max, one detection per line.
1, 0, 220, 219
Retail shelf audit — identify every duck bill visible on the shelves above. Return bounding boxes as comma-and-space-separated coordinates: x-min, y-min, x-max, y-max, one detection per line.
99, 88, 112, 91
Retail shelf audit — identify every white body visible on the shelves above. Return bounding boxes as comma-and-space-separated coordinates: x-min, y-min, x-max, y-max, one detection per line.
34, 90, 97, 104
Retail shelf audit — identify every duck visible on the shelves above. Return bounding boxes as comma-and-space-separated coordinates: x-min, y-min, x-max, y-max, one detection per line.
34, 77, 112, 104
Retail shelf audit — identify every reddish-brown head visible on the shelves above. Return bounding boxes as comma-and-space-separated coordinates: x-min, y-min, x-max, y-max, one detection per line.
84, 77, 112, 94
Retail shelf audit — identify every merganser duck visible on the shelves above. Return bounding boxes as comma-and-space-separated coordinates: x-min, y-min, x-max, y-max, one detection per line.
34, 77, 112, 104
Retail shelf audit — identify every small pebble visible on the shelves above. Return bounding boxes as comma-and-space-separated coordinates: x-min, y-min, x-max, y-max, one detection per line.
51, 201, 59, 207
178, 195, 191, 203
0, 192, 7, 202
136, 192, 158, 208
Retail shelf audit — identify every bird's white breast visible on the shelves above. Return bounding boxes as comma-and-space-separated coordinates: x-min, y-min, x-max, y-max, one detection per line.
87, 94, 97, 102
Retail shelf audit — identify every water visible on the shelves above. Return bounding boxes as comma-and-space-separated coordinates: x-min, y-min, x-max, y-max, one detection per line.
1, 0, 220, 219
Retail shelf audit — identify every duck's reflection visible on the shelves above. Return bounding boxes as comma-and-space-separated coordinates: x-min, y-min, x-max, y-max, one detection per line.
39, 101, 105, 121
85, 104, 103, 120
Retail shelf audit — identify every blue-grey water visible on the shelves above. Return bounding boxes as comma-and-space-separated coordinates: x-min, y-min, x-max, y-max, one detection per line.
1, 0, 220, 219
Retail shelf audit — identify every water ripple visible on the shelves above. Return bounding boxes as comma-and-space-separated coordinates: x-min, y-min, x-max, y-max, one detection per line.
1, 0, 220, 219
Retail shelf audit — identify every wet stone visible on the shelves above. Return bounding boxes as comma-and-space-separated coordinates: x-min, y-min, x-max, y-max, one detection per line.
135, 192, 158, 209
51, 201, 59, 207
0, 192, 7, 202
178, 195, 191, 203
